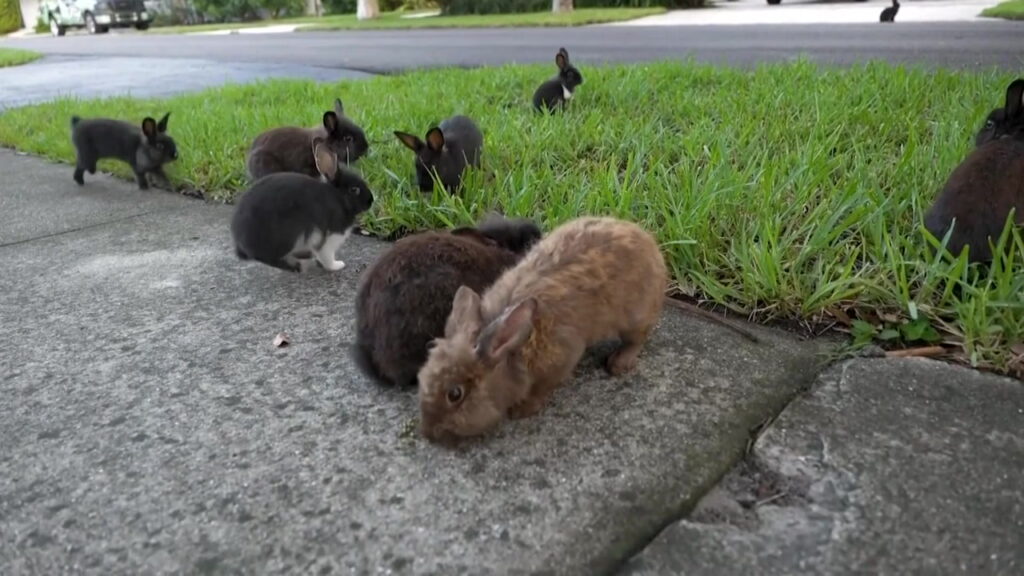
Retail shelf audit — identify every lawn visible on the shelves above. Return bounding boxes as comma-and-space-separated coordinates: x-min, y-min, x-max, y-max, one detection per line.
151, 8, 665, 34
0, 47, 42, 68
981, 0, 1024, 20
0, 60, 1021, 375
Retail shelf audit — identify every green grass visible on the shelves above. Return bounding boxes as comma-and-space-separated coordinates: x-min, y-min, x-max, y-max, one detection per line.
150, 8, 664, 34
0, 60, 1021, 375
981, 0, 1024, 20
0, 47, 42, 68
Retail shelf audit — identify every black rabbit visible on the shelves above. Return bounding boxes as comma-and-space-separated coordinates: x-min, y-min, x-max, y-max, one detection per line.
352, 215, 542, 388
232, 138, 374, 273
879, 0, 900, 23
70, 113, 178, 190
247, 97, 369, 181
532, 47, 583, 114
974, 78, 1024, 147
924, 137, 1024, 263
394, 115, 483, 193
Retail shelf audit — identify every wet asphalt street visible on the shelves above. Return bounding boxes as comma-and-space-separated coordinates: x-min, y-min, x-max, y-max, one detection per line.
1, 20, 1023, 77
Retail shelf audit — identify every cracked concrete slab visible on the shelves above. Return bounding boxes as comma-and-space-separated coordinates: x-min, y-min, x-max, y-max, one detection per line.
0, 151, 828, 574
0, 56, 373, 110
620, 357, 1024, 576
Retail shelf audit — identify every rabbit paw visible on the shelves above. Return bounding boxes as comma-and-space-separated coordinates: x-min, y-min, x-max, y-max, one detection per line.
321, 258, 346, 272
508, 397, 545, 420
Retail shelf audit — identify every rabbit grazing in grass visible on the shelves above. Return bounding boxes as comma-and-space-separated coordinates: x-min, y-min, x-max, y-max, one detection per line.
231, 138, 374, 273
974, 78, 1024, 147
394, 115, 483, 193
352, 214, 542, 389
70, 113, 178, 190
532, 47, 583, 114
246, 97, 369, 181
924, 138, 1024, 264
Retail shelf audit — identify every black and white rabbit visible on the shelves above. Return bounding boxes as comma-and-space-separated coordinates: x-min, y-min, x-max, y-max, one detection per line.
532, 47, 583, 114
974, 78, 1024, 147
232, 138, 374, 273
394, 115, 483, 193
247, 97, 369, 181
352, 214, 542, 388
70, 113, 178, 190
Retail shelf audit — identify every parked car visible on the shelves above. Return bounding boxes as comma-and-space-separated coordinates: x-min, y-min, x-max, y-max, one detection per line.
39, 0, 153, 36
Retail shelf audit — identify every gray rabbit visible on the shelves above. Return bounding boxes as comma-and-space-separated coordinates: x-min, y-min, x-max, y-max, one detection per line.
532, 47, 583, 114
393, 115, 483, 193
974, 78, 1024, 147
232, 138, 374, 273
247, 98, 369, 181
70, 113, 178, 190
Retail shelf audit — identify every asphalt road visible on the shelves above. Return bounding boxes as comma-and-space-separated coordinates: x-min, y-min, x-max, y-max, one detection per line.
2, 21, 1023, 73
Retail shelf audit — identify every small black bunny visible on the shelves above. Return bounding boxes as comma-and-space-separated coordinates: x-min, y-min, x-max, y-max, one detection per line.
352, 215, 542, 388
71, 113, 178, 190
974, 78, 1024, 147
394, 115, 483, 193
532, 47, 583, 114
247, 97, 369, 181
879, 0, 899, 23
232, 138, 374, 273
924, 137, 1024, 263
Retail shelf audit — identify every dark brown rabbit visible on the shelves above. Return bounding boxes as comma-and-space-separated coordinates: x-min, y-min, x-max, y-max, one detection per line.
352, 215, 542, 388
417, 216, 667, 443
246, 98, 369, 181
923, 137, 1024, 263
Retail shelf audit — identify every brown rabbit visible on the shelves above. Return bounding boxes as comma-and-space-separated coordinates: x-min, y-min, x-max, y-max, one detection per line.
417, 216, 667, 443
923, 137, 1024, 263
246, 98, 369, 181
352, 215, 542, 388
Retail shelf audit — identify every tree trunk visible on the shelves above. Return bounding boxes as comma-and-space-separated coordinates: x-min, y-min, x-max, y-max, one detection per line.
304, 0, 322, 17
552, 0, 573, 13
357, 0, 380, 20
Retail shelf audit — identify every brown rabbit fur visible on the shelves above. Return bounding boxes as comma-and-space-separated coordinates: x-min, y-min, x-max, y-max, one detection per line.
924, 137, 1024, 263
417, 216, 667, 443
352, 216, 541, 388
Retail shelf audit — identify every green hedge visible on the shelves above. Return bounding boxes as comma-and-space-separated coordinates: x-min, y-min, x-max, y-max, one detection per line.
437, 0, 702, 15
0, 0, 24, 34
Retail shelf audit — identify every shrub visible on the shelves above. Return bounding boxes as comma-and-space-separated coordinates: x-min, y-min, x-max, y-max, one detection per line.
0, 0, 24, 34
437, 0, 702, 15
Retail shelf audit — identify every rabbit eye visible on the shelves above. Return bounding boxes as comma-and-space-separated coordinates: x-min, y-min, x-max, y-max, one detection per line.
349, 186, 361, 195
985, 120, 995, 129
446, 385, 464, 404
343, 135, 354, 142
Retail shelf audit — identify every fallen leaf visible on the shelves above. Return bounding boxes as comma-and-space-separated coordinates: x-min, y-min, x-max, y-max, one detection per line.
273, 333, 290, 348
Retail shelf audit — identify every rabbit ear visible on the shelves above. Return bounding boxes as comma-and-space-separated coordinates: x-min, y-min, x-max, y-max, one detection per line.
313, 137, 338, 180
477, 298, 536, 365
156, 112, 170, 133
1004, 79, 1024, 120
555, 51, 567, 70
323, 111, 339, 135
446, 285, 483, 338
394, 131, 424, 152
426, 127, 445, 152
141, 117, 158, 142
333, 98, 345, 117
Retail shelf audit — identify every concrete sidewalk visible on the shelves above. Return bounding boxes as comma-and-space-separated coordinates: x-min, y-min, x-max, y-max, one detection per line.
0, 149, 1021, 574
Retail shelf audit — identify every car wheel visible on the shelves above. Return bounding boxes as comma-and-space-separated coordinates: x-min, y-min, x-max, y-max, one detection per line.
135, 22, 150, 31
767, 0, 781, 4
49, 17, 66, 37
